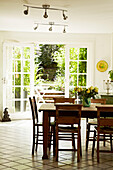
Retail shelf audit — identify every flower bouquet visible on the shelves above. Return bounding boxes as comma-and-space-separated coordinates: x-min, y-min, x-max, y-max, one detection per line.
75, 86, 98, 106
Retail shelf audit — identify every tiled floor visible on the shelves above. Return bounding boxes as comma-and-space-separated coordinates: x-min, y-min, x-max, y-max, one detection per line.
0, 119, 113, 170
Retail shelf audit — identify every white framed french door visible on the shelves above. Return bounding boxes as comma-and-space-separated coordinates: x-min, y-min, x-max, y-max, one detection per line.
65, 44, 90, 98
3, 43, 34, 113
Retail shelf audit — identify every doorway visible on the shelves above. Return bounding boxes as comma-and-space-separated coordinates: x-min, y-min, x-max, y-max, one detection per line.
3, 43, 34, 114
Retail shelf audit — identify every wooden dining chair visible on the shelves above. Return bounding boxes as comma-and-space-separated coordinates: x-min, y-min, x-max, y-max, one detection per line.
86, 98, 106, 151
29, 96, 55, 155
55, 104, 82, 162
53, 98, 77, 151
92, 106, 113, 162
53, 97, 75, 104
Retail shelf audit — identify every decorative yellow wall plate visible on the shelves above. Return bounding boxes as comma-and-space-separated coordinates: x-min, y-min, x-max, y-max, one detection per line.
96, 60, 108, 72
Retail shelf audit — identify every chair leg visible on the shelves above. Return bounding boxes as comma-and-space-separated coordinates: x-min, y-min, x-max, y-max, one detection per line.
72, 134, 75, 150
53, 126, 56, 156
48, 127, 52, 151
48, 117, 51, 149
71, 125, 76, 150
110, 134, 112, 151
56, 125, 58, 161
77, 132, 80, 162
80, 133, 82, 157
86, 123, 90, 151
32, 126, 35, 155
103, 134, 106, 147
92, 130, 96, 157
36, 126, 38, 152
97, 133, 99, 163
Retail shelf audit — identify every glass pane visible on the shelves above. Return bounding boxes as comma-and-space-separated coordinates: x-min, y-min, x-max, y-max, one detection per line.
12, 101, 15, 113
15, 60, 21, 72
14, 47, 21, 59
78, 75, 86, 86
15, 101, 21, 112
12, 60, 14, 72
15, 74, 21, 85
23, 74, 30, 86
23, 60, 30, 72
69, 86, 76, 98
12, 87, 14, 99
23, 101, 29, 111
69, 74, 77, 86
22, 87, 30, 99
79, 48, 87, 60
23, 47, 30, 59
69, 61, 77, 73
12, 75, 14, 85
26, 101, 30, 111
15, 87, 21, 98
70, 48, 78, 60
79, 61, 87, 73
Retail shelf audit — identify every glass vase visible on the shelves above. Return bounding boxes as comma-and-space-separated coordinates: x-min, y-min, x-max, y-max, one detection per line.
83, 97, 91, 107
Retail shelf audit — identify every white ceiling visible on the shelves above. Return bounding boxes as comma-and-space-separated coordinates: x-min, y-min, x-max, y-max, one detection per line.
0, 0, 113, 33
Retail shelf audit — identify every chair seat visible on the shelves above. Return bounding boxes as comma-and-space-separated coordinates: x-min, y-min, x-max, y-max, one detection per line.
58, 126, 78, 133
95, 126, 113, 134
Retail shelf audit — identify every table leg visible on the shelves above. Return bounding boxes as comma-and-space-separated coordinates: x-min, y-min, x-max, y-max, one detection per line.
42, 110, 49, 159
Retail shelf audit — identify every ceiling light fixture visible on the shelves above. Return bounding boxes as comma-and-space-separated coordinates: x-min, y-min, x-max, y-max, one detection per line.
63, 10, 68, 20
49, 22, 54, 31
23, 4, 68, 20
49, 26, 52, 31
24, 6, 29, 15
63, 26, 66, 33
33, 22, 68, 33
34, 24, 38, 30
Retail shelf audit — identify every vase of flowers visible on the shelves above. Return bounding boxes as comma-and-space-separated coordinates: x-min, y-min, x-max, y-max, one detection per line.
75, 86, 98, 107
82, 97, 91, 107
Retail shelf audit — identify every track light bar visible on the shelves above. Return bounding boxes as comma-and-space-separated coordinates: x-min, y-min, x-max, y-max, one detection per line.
34, 22, 68, 33
23, 4, 68, 20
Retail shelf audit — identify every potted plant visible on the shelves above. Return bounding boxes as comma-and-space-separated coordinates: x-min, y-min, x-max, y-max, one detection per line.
108, 70, 113, 82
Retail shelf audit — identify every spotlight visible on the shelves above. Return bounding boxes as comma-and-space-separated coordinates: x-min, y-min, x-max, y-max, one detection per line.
49, 26, 52, 31
24, 7, 29, 15
63, 26, 66, 33
23, 4, 68, 20
43, 9, 48, 18
63, 10, 68, 20
34, 24, 38, 30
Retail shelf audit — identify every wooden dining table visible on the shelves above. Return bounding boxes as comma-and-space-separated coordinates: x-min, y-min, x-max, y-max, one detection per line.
38, 103, 113, 159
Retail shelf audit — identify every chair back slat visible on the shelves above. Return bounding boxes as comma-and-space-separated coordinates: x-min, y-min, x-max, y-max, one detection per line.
54, 97, 75, 104
58, 116, 80, 124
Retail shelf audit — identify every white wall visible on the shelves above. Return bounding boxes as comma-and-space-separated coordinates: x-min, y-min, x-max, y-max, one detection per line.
0, 31, 112, 118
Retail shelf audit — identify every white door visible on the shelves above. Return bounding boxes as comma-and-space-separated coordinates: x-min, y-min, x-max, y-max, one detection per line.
65, 45, 88, 98
3, 43, 34, 113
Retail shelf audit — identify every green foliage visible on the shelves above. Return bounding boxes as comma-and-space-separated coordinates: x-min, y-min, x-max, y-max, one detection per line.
108, 70, 113, 81
79, 48, 87, 60
34, 44, 65, 82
